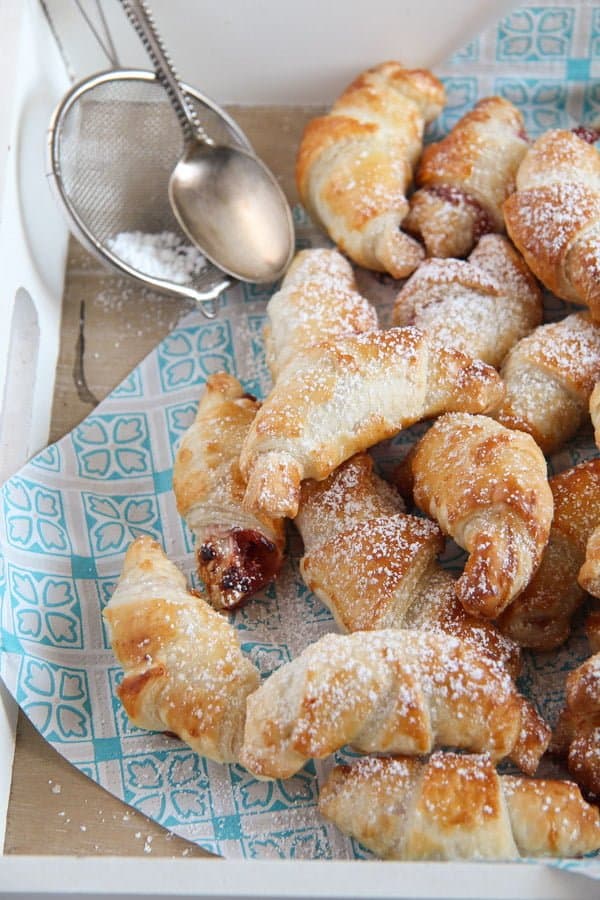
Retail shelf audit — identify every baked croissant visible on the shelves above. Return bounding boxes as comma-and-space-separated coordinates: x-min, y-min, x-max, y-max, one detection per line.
499, 459, 600, 649
492, 312, 600, 455
296, 62, 445, 278
172, 372, 285, 610
296, 453, 521, 676
406, 413, 553, 619
239, 629, 549, 780
391, 234, 542, 366
503, 129, 600, 321
404, 96, 529, 259
239, 327, 504, 520
591, 381, 600, 446
552, 626, 600, 799
319, 752, 600, 860
103, 536, 259, 763
264, 248, 378, 380
579, 525, 600, 599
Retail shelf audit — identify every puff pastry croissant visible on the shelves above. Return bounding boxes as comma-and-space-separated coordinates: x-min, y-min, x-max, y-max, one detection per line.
103, 536, 259, 763
173, 372, 285, 610
499, 458, 600, 649
240, 327, 504, 520
239, 629, 549, 780
492, 312, 600, 455
264, 248, 378, 380
296, 453, 521, 677
391, 234, 542, 366
296, 62, 445, 278
406, 413, 553, 619
404, 96, 529, 259
320, 753, 600, 860
503, 128, 600, 321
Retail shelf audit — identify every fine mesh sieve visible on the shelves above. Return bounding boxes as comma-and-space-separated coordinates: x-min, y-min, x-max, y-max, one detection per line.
47, 69, 255, 317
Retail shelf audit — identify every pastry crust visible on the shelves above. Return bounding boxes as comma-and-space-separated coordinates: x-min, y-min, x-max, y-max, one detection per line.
391, 234, 542, 366
239, 327, 504, 519
408, 413, 553, 619
591, 381, 600, 447
103, 536, 259, 763
264, 248, 378, 380
492, 312, 600, 455
172, 372, 285, 610
499, 459, 600, 649
239, 629, 549, 780
579, 524, 600, 599
404, 96, 529, 258
503, 129, 600, 321
296, 62, 445, 277
319, 753, 600, 860
296, 453, 521, 677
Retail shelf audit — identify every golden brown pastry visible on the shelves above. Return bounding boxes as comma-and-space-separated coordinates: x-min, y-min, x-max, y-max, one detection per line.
499, 459, 600, 649
407, 413, 553, 619
296, 453, 521, 677
239, 327, 504, 520
552, 630, 600, 800
391, 234, 542, 366
579, 524, 600, 599
492, 312, 600, 455
172, 372, 285, 610
264, 248, 378, 380
504, 129, 600, 321
296, 62, 445, 278
404, 97, 529, 259
319, 753, 600, 860
103, 536, 260, 763
591, 381, 600, 446
239, 629, 549, 780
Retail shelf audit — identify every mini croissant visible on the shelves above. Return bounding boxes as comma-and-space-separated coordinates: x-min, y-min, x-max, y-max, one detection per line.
492, 312, 600, 455
499, 459, 600, 650
103, 536, 260, 763
503, 128, 600, 321
406, 413, 553, 619
264, 248, 378, 380
239, 629, 549, 780
320, 753, 600, 860
404, 96, 529, 259
296, 62, 445, 278
391, 234, 542, 366
172, 372, 285, 610
296, 453, 521, 677
239, 327, 504, 520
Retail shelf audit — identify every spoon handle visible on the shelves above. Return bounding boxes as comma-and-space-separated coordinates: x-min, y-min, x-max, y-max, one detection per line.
120, 0, 213, 146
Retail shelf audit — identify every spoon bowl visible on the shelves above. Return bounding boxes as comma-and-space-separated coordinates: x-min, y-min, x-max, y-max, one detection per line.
170, 143, 294, 283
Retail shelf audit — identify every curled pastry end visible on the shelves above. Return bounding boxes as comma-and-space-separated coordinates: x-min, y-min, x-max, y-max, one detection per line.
508, 698, 551, 776
243, 451, 303, 520
197, 526, 284, 611
372, 220, 425, 279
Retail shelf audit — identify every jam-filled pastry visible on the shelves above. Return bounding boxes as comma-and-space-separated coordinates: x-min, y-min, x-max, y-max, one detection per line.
404, 97, 529, 260
591, 381, 600, 446
296, 453, 521, 677
238, 629, 549, 780
503, 129, 600, 321
319, 752, 600, 860
296, 62, 445, 278
103, 536, 260, 763
239, 327, 504, 520
173, 372, 285, 610
406, 413, 553, 619
264, 248, 378, 380
499, 459, 600, 650
492, 312, 600, 455
579, 525, 600, 599
391, 234, 542, 367
552, 615, 600, 799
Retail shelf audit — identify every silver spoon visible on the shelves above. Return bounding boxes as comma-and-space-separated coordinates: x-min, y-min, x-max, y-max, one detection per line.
121, 0, 294, 284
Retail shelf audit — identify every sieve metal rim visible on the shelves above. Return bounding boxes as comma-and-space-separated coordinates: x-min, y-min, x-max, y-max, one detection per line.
47, 68, 255, 315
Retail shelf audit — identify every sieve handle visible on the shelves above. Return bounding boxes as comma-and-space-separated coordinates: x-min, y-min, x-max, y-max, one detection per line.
120, 0, 213, 146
